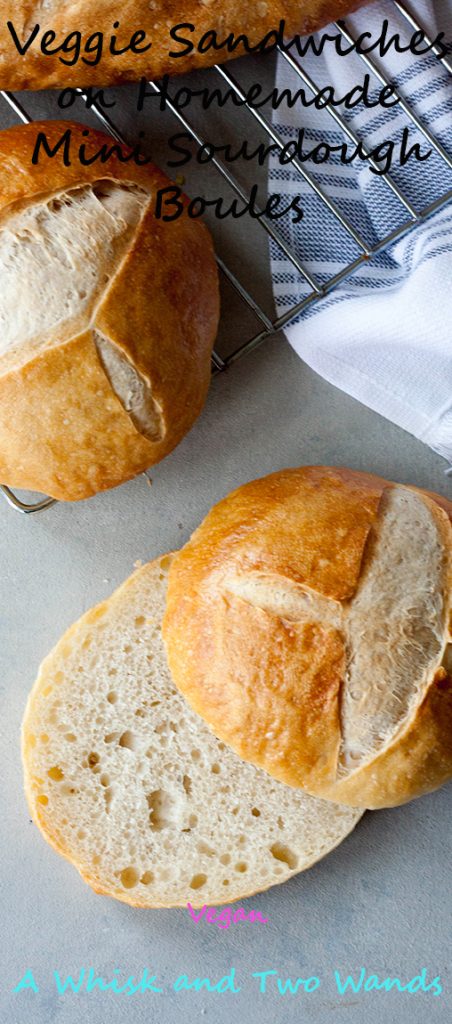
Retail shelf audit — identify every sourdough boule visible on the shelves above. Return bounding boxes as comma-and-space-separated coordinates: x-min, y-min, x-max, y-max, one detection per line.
163, 467, 452, 809
0, 121, 219, 501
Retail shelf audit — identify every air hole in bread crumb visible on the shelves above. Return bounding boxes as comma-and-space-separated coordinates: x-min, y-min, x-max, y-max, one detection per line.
234, 862, 248, 873
119, 731, 136, 751
77, 829, 86, 840
120, 867, 139, 889
191, 749, 201, 762
190, 873, 207, 890
100, 774, 110, 787
182, 775, 192, 796
42, 686, 53, 697
222, 880, 229, 886
135, 616, 146, 628
47, 766, 64, 782
104, 732, 119, 744
188, 814, 198, 828
107, 691, 118, 704
88, 752, 100, 768
277, 816, 284, 829
220, 854, 230, 866
231, 807, 239, 816
108, 668, 118, 677
217, 742, 226, 751
140, 871, 154, 885
197, 841, 215, 857
37, 795, 48, 806
40, 734, 49, 744
270, 843, 298, 870
28, 734, 37, 748
65, 733, 77, 743
150, 700, 161, 708
147, 789, 173, 831
211, 763, 220, 775
251, 807, 261, 817
123, 645, 132, 654
135, 708, 145, 717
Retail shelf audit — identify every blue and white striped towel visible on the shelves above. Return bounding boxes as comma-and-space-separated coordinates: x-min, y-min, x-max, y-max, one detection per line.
269, 0, 452, 462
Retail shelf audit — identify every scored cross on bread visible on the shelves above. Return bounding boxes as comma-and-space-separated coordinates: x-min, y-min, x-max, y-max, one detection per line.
163, 467, 452, 809
0, 121, 219, 501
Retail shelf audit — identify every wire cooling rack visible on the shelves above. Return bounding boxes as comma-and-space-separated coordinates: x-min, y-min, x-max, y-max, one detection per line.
1, 0, 451, 513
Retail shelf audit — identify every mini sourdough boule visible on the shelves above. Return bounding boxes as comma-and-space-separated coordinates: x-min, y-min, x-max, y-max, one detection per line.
163, 467, 452, 810
22, 555, 362, 907
0, 121, 219, 500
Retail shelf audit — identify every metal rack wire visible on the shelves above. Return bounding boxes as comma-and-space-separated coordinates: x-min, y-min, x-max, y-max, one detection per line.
1, 0, 451, 512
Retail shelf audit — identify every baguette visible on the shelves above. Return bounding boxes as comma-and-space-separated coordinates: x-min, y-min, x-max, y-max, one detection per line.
22, 554, 362, 907
0, 2, 369, 91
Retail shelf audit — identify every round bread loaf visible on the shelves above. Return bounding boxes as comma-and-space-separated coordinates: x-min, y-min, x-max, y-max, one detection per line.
0, 121, 219, 501
22, 554, 362, 907
163, 467, 452, 809
1, 2, 369, 91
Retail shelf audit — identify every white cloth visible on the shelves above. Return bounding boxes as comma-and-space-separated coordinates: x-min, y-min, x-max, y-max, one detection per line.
269, 0, 452, 462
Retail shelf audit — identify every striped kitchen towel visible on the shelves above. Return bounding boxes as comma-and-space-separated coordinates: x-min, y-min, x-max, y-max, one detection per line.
269, 0, 452, 462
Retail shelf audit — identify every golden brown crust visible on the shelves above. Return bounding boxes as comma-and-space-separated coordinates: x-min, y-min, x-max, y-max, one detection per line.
0, 122, 172, 217
0, 1, 369, 91
169, 465, 385, 602
197, 593, 346, 785
163, 467, 452, 808
0, 122, 219, 501
0, 330, 156, 501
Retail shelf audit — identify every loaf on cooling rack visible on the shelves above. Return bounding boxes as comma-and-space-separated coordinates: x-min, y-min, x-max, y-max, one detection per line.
22, 554, 362, 907
0, 121, 219, 501
0, 1, 369, 91
163, 466, 452, 809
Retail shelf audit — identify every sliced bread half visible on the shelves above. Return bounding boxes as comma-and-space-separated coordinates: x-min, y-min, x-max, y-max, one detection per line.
22, 554, 362, 907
